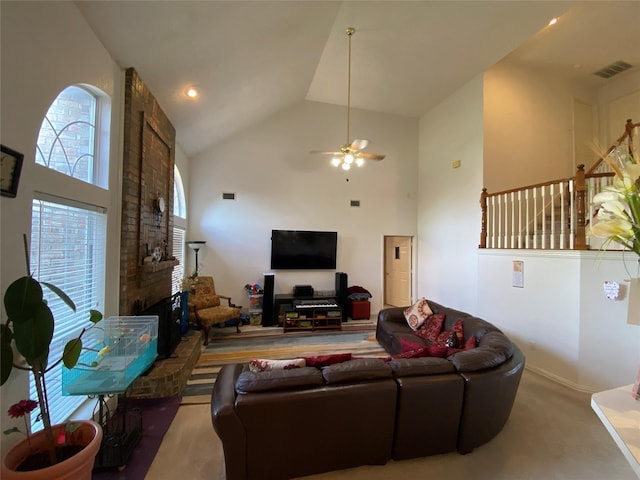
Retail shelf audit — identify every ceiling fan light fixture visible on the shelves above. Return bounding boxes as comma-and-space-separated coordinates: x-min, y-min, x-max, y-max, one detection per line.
310, 27, 385, 170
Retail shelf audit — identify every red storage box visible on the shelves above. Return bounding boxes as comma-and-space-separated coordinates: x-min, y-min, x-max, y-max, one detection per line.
350, 300, 371, 320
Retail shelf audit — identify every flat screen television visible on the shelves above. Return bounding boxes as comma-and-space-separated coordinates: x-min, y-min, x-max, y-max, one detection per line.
270, 230, 337, 270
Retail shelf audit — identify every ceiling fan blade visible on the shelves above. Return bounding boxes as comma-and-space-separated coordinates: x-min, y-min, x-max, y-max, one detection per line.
309, 150, 342, 156
349, 139, 369, 152
356, 152, 385, 161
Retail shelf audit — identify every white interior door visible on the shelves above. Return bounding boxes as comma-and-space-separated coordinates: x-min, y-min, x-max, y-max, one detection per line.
384, 236, 412, 307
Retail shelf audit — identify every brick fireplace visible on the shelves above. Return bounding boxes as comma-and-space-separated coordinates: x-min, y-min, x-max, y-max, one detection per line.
118, 68, 198, 397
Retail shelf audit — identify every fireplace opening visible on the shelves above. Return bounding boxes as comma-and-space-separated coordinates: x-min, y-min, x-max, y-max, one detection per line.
138, 292, 182, 359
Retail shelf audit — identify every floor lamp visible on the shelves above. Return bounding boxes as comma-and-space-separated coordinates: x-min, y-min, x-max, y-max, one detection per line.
187, 241, 206, 276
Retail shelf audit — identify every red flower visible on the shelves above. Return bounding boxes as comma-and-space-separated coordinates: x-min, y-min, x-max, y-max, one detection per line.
7, 400, 38, 419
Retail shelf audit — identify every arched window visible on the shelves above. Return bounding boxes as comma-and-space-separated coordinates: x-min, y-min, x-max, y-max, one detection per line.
30, 85, 110, 430
35, 85, 109, 188
172, 165, 187, 294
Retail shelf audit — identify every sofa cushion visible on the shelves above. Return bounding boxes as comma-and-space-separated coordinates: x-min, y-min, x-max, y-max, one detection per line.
403, 297, 433, 330
413, 313, 445, 343
249, 358, 306, 373
448, 346, 507, 372
236, 366, 324, 393
303, 353, 352, 367
388, 357, 456, 377
479, 331, 514, 359
322, 358, 392, 384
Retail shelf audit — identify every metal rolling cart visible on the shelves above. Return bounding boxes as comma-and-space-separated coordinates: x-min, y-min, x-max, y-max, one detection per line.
62, 316, 159, 471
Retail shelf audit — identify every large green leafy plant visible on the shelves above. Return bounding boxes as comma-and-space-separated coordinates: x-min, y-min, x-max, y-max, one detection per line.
0, 236, 103, 466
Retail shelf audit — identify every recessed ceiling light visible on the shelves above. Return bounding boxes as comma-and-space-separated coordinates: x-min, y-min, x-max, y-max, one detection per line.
548, 17, 558, 26
185, 87, 198, 98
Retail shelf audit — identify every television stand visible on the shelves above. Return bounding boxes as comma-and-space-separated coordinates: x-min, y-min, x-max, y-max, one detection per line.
283, 299, 342, 332
272, 291, 337, 327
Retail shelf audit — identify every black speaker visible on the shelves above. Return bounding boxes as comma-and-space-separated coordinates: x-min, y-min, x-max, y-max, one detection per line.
335, 272, 348, 322
262, 273, 275, 327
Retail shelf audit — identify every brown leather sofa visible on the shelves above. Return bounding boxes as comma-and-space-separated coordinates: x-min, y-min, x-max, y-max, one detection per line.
377, 301, 526, 455
211, 301, 525, 480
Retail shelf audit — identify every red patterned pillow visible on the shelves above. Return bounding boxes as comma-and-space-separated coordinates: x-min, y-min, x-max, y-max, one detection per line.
249, 358, 306, 373
414, 313, 445, 343
303, 353, 352, 367
403, 298, 433, 331
464, 336, 477, 350
393, 341, 448, 359
399, 337, 425, 353
435, 319, 464, 347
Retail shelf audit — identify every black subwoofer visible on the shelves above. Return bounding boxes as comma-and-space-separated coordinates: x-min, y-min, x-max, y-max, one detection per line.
262, 273, 275, 326
335, 272, 348, 322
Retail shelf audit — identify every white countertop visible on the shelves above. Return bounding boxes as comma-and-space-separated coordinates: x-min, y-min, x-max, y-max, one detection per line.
591, 384, 640, 478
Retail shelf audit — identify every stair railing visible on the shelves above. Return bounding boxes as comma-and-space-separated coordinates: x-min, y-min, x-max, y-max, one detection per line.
479, 119, 637, 251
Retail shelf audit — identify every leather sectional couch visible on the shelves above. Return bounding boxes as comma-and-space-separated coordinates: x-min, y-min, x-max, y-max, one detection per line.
211, 300, 525, 480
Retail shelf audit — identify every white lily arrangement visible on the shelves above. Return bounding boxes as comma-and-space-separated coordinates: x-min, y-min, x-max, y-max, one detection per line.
588, 142, 640, 258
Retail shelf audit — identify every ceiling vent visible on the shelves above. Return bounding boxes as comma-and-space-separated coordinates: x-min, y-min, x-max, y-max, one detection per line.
594, 60, 632, 79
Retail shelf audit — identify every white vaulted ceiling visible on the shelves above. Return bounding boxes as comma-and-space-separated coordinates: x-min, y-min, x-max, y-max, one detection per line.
75, 1, 640, 157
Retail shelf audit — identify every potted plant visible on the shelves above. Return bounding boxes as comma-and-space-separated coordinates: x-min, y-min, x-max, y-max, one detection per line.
1, 236, 104, 478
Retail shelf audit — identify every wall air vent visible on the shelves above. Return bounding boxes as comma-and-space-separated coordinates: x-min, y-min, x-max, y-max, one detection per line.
594, 60, 632, 79
222, 192, 235, 200
350, 200, 360, 207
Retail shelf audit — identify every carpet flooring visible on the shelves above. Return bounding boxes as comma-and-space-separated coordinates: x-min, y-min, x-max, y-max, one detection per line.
181, 321, 383, 404
91, 396, 181, 480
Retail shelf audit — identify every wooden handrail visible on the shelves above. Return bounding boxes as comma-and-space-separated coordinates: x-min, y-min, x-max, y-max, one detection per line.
483, 176, 576, 199
586, 118, 639, 175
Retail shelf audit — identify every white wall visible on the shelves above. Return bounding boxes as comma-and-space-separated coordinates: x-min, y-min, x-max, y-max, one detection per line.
478, 250, 640, 391
189, 100, 419, 311
0, 1, 122, 452
417, 74, 484, 314
417, 68, 639, 392
483, 63, 599, 193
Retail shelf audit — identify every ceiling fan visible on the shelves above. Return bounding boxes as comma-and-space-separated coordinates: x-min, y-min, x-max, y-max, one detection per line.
310, 27, 385, 170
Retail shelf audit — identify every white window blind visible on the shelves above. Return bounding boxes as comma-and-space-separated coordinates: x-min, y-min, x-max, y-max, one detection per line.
30, 198, 107, 431
172, 227, 186, 294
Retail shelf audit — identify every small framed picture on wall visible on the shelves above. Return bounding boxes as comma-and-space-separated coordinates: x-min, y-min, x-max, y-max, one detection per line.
1, 144, 24, 198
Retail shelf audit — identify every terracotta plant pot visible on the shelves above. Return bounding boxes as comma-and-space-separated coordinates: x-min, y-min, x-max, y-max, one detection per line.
1, 420, 102, 480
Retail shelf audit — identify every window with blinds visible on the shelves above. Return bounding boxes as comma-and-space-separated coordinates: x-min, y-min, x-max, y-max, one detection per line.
29, 198, 107, 431
172, 226, 186, 294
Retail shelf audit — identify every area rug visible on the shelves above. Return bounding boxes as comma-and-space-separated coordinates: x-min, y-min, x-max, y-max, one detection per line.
181, 324, 386, 404
91, 395, 181, 480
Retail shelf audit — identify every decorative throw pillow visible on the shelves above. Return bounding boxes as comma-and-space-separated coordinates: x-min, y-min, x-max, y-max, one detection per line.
403, 298, 433, 331
400, 337, 426, 353
464, 335, 477, 350
249, 358, 306, 373
435, 319, 464, 347
393, 343, 448, 359
414, 313, 446, 343
303, 353, 352, 367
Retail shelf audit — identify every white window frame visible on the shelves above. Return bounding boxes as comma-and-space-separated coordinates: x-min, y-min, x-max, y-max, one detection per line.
30, 84, 111, 430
